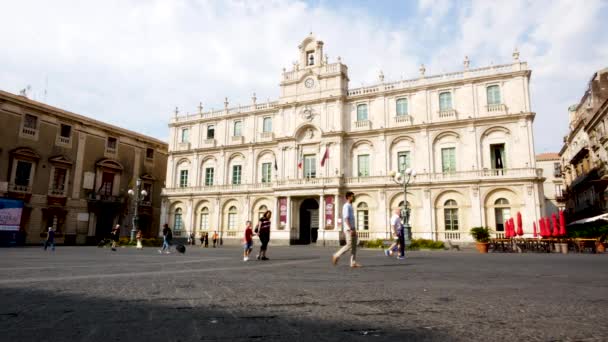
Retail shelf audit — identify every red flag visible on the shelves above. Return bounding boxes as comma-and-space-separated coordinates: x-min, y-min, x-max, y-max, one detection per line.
320, 145, 329, 167
297, 150, 303, 169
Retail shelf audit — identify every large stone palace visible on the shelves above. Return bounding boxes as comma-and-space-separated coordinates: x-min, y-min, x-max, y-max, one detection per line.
161, 35, 544, 245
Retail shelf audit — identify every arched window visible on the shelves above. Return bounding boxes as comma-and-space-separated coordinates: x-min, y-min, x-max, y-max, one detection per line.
444, 200, 458, 231
181, 128, 189, 143
396, 98, 408, 116
200, 207, 209, 231
228, 206, 237, 230
174, 208, 183, 231
356, 202, 369, 230
494, 198, 510, 232
487, 85, 501, 105
439, 92, 452, 111
357, 104, 368, 121
398, 201, 412, 223
258, 205, 268, 219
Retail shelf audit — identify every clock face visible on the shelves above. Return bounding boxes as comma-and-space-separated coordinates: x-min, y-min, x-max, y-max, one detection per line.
305, 78, 314, 88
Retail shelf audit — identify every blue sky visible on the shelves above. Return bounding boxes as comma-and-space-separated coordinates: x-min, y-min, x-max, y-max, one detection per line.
1, 0, 607, 153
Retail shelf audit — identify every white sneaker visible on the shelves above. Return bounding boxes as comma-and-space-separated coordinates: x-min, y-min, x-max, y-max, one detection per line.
244, 257, 248, 261
158, 250, 162, 254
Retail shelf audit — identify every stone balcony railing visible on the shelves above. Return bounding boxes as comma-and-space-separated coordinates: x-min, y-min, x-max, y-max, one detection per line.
486, 103, 507, 113
203, 138, 216, 147
48, 187, 67, 197
438, 109, 457, 120
21, 127, 37, 137
354, 120, 371, 129
56, 135, 71, 145
231, 135, 244, 144
8, 183, 32, 193
394, 115, 413, 125
259, 132, 274, 141
162, 168, 541, 196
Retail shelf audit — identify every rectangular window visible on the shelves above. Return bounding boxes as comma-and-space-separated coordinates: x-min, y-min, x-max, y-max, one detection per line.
444, 209, 459, 231
228, 213, 237, 230
357, 209, 369, 230
24, 114, 38, 129
490, 144, 505, 170
553, 162, 562, 177
179, 170, 188, 188
487, 85, 501, 105
15, 161, 33, 186
304, 155, 316, 179
60, 124, 72, 138
439, 92, 453, 111
181, 128, 189, 143
52, 167, 67, 191
232, 165, 242, 185
205, 167, 214, 186
396, 98, 408, 116
100, 172, 114, 195
357, 104, 368, 121
357, 154, 370, 177
261, 163, 272, 183
397, 151, 410, 174
263, 117, 272, 133
233, 121, 242, 137
200, 213, 209, 230
207, 125, 215, 139
106, 137, 117, 151
146, 148, 154, 160
441, 147, 456, 173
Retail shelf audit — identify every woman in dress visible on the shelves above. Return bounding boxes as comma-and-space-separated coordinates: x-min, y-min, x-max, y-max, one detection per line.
256, 210, 272, 261
136, 229, 143, 250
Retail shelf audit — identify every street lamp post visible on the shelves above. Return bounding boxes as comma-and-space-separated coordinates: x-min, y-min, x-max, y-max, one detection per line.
389, 168, 417, 246
128, 179, 148, 242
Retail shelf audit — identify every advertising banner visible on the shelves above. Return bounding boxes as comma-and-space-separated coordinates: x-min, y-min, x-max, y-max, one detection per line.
0, 198, 24, 231
279, 197, 287, 229
324, 195, 334, 229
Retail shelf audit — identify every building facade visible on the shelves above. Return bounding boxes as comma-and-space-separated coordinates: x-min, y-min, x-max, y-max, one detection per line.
536, 153, 565, 216
559, 68, 608, 222
162, 35, 543, 244
0, 90, 168, 245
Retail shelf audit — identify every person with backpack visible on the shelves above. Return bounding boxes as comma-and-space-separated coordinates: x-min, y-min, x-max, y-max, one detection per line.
159, 224, 172, 254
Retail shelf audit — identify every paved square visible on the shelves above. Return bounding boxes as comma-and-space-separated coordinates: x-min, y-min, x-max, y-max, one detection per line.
0, 246, 607, 341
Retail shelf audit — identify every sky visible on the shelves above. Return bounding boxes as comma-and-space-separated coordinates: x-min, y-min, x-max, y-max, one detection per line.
1, 0, 607, 153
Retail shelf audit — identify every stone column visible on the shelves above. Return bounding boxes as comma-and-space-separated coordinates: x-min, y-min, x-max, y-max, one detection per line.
334, 194, 340, 230
71, 132, 87, 199
286, 196, 292, 235
319, 195, 325, 231
160, 198, 168, 236
274, 196, 280, 231
186, 199, 194, 237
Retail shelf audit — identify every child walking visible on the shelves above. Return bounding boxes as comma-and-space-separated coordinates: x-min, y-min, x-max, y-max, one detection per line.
243, 221, 254, 261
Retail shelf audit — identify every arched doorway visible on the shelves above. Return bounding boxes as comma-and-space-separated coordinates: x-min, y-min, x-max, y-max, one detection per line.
297, 198, 319, 245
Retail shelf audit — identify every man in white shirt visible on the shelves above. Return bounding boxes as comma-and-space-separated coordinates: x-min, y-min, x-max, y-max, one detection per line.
332, 191, 362, 268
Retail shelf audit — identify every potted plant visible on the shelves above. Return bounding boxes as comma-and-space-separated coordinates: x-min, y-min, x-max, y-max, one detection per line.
470, 227, 492, 253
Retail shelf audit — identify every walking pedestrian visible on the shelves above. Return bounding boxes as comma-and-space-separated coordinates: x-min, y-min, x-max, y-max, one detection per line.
212, 231, 218, 248
204, 232, 209, 248
110, 224, 120, 251
43, 227, 55, 251
256, 210, 272, 260
159, 223, 172, 254
332, 192, 361, 268
199, 234, 204, 247
385, 208, 405, 259
136, 229, 143, 250
188, 232, 195, 246
243, 220, 254, 261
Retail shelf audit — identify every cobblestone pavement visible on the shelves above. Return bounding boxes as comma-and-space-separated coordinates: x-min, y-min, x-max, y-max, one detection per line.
0, 245, 607, 341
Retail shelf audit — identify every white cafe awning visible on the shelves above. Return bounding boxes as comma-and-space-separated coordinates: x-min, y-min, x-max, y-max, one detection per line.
567, 213, 608, 226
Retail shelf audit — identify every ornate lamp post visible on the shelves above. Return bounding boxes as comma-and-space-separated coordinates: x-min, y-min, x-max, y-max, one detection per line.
389, 168, 417, 245
127, 178, 148, 242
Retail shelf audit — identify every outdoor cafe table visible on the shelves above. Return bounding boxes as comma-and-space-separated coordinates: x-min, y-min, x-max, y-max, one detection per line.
573, 238, 597, 253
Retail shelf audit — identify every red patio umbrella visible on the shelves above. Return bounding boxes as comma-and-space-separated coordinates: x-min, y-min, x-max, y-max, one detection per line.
545, 217, 551, 237
533, 221, 538, 238
559, 210, 567, 237
508, 218, 514, 238
516, 212, 524, 236
551, 214, 559, 237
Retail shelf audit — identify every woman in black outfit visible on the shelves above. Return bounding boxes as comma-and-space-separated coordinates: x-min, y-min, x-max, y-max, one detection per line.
257, 210, 272, 260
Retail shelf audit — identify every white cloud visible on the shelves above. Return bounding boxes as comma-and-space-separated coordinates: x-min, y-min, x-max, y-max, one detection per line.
0, 0, 605, 152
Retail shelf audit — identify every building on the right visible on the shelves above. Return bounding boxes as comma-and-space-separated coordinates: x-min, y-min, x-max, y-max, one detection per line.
536, 153, 565, 216
559, 68, 608, 223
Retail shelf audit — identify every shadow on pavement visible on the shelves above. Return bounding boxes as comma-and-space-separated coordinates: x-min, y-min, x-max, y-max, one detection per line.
0, 287, 453, 342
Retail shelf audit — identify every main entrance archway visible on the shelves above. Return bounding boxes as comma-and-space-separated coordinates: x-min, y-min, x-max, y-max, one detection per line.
296, 198, 319, 245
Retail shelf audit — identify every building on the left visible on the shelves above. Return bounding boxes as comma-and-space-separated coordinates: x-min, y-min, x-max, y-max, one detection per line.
0, 90, 168, 245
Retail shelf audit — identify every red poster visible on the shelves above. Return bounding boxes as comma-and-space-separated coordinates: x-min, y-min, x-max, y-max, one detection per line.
324, 196, 334, 229
279, 197, 287, 229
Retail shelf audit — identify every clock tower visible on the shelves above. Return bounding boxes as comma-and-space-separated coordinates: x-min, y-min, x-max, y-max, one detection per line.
278, 34, 349, 104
